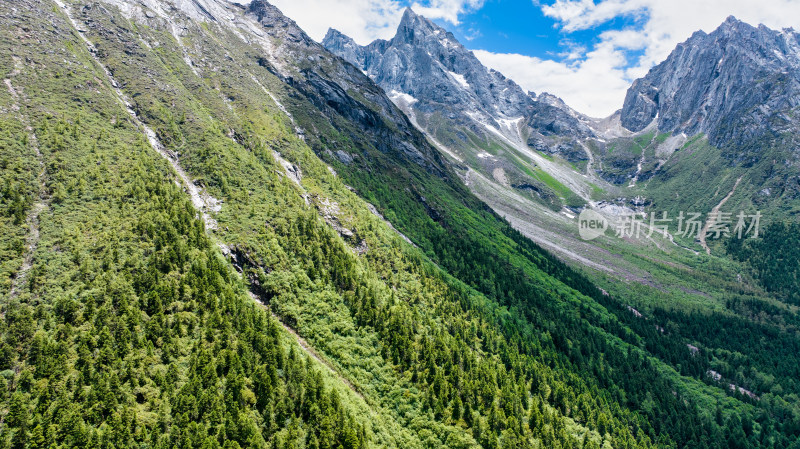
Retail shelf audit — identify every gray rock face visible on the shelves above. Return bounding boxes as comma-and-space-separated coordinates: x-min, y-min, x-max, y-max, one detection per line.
246, 1, 447, 174
528, 93, 594, 138
323, 8, 594, 162
621, 16, 800, 151
322, 29, 365, 68
620, 79, 659, 132
325, 8, 534, 119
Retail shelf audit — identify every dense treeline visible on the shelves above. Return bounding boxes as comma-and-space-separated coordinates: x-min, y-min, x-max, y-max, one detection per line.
727, 222, 800, 305
344, 167, 795, 449
0, 117, 367, 448
255, 205, 646, 448
0, 112, 39, 295
0, 6, 373, 447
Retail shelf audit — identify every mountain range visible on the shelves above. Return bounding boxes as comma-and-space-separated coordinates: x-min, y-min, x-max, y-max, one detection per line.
325, 9, 800, 211
324, 6, 800, 269
1, 1, 800, 449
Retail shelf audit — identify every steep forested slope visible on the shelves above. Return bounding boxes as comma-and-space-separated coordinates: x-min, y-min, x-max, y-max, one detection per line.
727, 222, 800, 305
323, 11, 800, 442
0, 1, 798, 449
0, 2, 381, 448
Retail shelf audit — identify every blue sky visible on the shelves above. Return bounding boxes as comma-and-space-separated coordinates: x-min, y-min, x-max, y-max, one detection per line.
268, 0, 800, 117
435, 0, 640, 62
440, 0, 569, 56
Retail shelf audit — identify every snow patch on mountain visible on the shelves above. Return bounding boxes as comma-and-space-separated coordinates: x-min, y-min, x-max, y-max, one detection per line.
447, 71, 469, 89
389, 90, 418, 106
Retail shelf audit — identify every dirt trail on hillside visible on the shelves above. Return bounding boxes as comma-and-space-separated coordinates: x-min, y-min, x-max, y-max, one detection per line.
4, 56, 49, 302
699, 176, 743, 255
247, 292, 366, 401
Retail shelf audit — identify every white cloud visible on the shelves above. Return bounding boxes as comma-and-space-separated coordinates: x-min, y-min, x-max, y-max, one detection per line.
473, 45, 632, 118
505, 0, 800, 116
410, 0, 484, 25
543, 0, 800, 70
265, 0, 800, 117
266, 0, 482, 44
266, 0, 404, 44
541, 0, 647, 32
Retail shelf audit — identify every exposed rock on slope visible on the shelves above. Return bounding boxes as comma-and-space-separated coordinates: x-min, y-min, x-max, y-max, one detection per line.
249, 1, 448, 176
323, 8, 596, 165
621, 16, 800, 152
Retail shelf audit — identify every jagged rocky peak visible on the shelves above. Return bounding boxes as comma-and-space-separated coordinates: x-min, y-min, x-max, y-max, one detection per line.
324, 8, 535, 120
719, 15, 745, 31
621, 15, 800, 148
323, 28, 364, 67
247, 0, 310, 43
322, 7, 600, 164
393, 7, 449, 45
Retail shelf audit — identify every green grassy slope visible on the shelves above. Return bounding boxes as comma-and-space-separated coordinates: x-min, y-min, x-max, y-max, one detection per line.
0, 3, 378, 449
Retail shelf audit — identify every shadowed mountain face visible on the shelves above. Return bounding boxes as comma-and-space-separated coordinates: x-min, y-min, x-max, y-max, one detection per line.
247, 0, 449, 175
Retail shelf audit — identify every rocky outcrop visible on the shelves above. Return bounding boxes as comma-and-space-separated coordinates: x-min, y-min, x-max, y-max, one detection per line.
247, 1, 447, 175
322, 29, 365, 68
621, 16, 800, 153
323, 8, 595, 163
527, 94, 594, 139
620, 79, 659, 132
